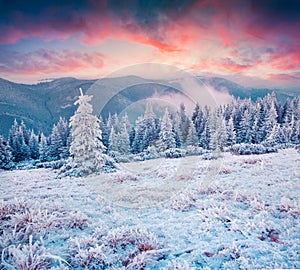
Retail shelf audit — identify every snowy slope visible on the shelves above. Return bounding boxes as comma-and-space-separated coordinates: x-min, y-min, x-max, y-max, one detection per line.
0, 149, 299, 269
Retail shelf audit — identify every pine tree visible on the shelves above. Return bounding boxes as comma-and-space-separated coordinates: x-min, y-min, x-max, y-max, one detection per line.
117, 123, 130, 154
48, 117, 70, 160
8, 119, 30, 162
0, 136, 14, 170
158, 108, 176, 151
108, 126, 118, 153
98, 115, 109, 149
178, 103, 189, 144
28, 130, 39, 159
186, 119, 198, 147
209, 112, 227, 151
264, 124, 280, 147
67, 88, 107, 175
237, 108, 252, 143
132, 103, 157, 153
39, 133, 49, 162
265, 103, 278, 139
226, 117, 236, 146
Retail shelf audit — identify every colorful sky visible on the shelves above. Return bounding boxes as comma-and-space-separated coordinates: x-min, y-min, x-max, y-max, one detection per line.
0, 0, 299, 88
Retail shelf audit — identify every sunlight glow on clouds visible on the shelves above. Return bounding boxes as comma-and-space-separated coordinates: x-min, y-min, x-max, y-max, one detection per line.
0, 0, 299, 87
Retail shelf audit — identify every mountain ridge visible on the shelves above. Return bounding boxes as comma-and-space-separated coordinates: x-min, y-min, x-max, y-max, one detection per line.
0, 76, 298, 138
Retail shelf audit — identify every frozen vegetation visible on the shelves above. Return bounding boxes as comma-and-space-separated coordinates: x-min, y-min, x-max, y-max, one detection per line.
0, 148, 299, 269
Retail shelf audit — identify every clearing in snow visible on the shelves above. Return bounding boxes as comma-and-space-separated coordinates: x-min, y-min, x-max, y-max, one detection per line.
0, 149, 299, 269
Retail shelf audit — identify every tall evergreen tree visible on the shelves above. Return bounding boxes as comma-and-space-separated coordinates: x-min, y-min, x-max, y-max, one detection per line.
158, 108, 176, 151
0, 136, 14, 170
28, 130, 39, 159
39, 133, 49, 162
226, 117, 236, 146
8, 119, 30, 162
67, 88, 107, 175
186, 119, 198, 147
132, 103, 157, 153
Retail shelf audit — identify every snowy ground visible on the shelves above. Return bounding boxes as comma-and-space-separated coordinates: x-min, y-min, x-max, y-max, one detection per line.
0, 149, 299, 269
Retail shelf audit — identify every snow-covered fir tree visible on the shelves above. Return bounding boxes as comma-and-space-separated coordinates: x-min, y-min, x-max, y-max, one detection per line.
39, 133, 49, 162
28, 130, 39, 159
186, 119, 198, 147
66, 88, 107, 176
117, 123, 131, 155
48, 117, 70, 160
132, 103, 157, 153
8, 119, 30, 162
226, 117, 236, 146
108, 126, 118, 153
209, 113, 227, 151
158, 108, 176, 152
0, 135, 14, 170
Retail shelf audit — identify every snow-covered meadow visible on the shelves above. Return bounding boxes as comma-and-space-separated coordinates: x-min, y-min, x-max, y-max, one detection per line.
1, 148, 299, 269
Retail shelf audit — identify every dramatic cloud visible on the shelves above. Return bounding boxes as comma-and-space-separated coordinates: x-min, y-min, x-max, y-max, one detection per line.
0, 0, 299, 86
0, 48, 104, 75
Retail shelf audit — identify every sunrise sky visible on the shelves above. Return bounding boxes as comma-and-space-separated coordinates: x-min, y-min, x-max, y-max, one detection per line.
0, 0, 299, 87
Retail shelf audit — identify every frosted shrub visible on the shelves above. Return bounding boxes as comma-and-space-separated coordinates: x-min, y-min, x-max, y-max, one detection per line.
230, 143, 277, 155
108, 151, 133, 163
103, 226, 163, 267
142, 146, 161, 160
165, 148, 184, 159
185, 146, 205, 156
68, 226, 163, 269
1, 235, 67, 269
169, 192, 196, 211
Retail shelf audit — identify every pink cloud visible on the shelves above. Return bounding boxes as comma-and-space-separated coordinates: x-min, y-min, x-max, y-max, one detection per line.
0, 49, 104, 75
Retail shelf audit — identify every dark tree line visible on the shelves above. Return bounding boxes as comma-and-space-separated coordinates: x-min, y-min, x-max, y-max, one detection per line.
0, 93, 299, 170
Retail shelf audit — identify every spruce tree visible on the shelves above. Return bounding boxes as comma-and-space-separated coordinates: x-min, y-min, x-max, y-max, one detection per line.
39, 133, 49, 162
28, 130, 39, 159
158, 108, 176, 151
67, 88, 107, 175
186, 119, 198, 147
226, 117, 236, 146
0, 136, 14, 170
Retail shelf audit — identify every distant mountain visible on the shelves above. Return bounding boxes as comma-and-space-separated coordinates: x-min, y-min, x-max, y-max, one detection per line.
0, 76, 298, 138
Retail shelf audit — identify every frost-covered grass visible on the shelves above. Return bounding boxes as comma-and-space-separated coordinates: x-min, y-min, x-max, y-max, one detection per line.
0, 149, 299, 269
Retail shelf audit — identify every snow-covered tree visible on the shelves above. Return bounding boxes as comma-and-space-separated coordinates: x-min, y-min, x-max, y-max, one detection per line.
108, 126, 118, 153
28, 130, 39, 159
8, 119, 30, 162
265, 103, 278, 139
237, 108, 252, 143
0, 135, 14, 170
48, 117, 70, 160
39, 133, 49, 162
209, 113, 227, 151
226, 117, 236, 146
132, 103, 157, 153
158, 108, 176, 152
118, 123, 131, 155
185, 119, 198, 147
66, 88, 107, 175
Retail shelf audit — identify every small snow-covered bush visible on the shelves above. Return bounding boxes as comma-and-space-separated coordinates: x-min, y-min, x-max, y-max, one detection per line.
0, 136, 14, 170
0, 199, 89, 253
295, 144, 300, 153
142, 146, 161, 160
165, 148, 185, 159
38, 159, 66, 169
202, 151, 221, 160
169, 192, 196, 211
109, 151, 133, 163
68, 226, 164, 269
1, 235, 67, 269
230, 143, 277, 155
185, 146, 205, 156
